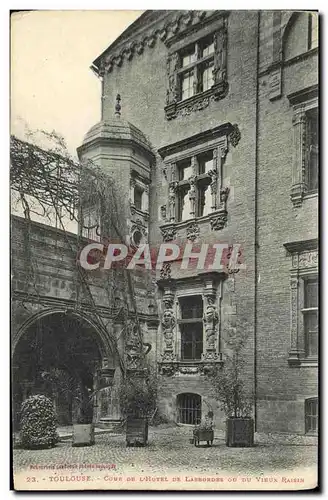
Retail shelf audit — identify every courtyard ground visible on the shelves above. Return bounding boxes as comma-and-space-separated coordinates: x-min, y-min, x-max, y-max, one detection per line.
13, 425, 318, 491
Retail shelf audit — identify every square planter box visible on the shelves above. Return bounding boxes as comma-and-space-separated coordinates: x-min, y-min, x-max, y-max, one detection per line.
193, 429, 214, 447
226, 418, 254, 447
126, 417, 148, 447
72, 423, 95, 447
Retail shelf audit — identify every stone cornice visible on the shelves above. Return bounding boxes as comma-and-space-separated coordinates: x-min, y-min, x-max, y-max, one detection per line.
287, 84, 318, 106
283, 238, 318, 254
158, 122, 234, 159
93, 10, 229, 76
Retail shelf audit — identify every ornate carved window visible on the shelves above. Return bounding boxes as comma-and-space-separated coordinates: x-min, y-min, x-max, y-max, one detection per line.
158, 123, 240, 242
284, 239, 318, 366
165, 15, 228, 120
158, 275, 223, 376
288, 85, 318, 207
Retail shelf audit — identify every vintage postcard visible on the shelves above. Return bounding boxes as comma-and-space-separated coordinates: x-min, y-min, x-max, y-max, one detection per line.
11, 9, 319, 491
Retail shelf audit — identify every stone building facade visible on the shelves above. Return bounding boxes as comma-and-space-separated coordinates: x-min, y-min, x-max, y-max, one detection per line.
12, 10, 318, 434
82, 10, 318, 434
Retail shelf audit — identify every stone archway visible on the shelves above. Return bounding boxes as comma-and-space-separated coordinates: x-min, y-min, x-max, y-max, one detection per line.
12, 310, 115, 429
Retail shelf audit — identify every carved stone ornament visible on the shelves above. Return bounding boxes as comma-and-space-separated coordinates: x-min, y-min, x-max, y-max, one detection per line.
229, 124, 241, 147
160, 224, 177, 242
159, 362, 176, 376
298, 251, 318, 269
186, 222, 200, 242
220, 186, 230, 203
161, 350, 176, 362
209, 210, 228, 231
160, 262, 172, 280
160, 205, 167, 221
125, 320, 142, 370
179, 365, 199, 374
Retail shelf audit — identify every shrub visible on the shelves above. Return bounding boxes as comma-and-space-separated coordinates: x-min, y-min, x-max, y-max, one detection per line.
119, 366, 158, 419
20, 395, 58, 449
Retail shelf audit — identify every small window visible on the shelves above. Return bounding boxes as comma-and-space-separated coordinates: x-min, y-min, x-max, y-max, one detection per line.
177, 393, 201, 425
306, 108, 318, 193
303, 277, 318, 358
308, 13, 318, 50
134, 185, 143, 211
305, 397, 318, 434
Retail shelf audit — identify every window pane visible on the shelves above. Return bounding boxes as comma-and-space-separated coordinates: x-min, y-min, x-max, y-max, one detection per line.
181, 46, 196, 67
134, 186, 143, 210
198, 182, 212, 217
202, 40, 215, 58
201, 62, 214, 91
180, 323, 203, 360
177, 185, 191, 221
304, 311, 318, 357
307, 109, 318, 192
198, 151, 214, 174
305, 279, 318, 308
181, 71, 195, 100
180, 296, 203, 319
310, 13, 318, 49
178, 159, 193, 181
305, 398, 318, 433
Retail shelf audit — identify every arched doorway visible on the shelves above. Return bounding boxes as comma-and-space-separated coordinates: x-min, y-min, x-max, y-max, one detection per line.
12, 311, 113, 429
177, 393, 201, 425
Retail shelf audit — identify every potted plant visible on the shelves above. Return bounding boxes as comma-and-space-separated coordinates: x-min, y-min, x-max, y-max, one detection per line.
119, 368, 157, 447
209, 327, 254, 447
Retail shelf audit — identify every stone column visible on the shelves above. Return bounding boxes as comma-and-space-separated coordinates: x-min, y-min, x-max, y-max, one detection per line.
202, 280, 219, 361
291, 111, 307, 207
161, 288, 176, 362
288, 275, 303, 362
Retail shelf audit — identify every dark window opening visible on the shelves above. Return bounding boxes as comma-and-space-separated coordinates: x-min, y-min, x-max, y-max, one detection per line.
179, 296, 203, 360
134, 185, 143, 210
305, 397, 318, 434
180, 324, 203, 360
180, 295, 203, 319
177, 393, 201, 425
306, 108, 318, 193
